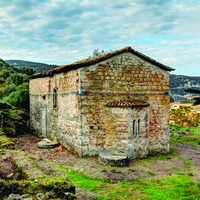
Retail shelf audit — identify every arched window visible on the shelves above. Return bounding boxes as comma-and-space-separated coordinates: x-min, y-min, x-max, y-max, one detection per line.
53, 87, 58, 108
133, 119, 140, 137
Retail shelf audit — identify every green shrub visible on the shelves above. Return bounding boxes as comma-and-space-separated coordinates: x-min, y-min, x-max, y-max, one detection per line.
3, 82, 29, 110
3, 84, 16, 96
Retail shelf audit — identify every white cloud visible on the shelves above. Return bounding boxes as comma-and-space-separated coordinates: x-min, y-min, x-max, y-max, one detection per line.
0, 0, 199, 76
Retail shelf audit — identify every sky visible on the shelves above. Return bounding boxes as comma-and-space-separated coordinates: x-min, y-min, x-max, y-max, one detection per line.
0, 0, 199, 76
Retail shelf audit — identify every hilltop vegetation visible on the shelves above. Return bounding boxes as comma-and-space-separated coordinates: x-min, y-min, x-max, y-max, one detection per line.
0, 59, 31, 136
0, 59, 33, 110
5, 60, 57, 73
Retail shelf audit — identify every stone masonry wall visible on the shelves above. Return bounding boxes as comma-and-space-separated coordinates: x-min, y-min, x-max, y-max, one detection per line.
30, 69, 81, 154
79, 52, 170, 157
30, 52, 171, 157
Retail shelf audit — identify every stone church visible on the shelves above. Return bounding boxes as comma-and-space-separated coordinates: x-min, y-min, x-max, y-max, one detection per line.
29, 46, 174, 158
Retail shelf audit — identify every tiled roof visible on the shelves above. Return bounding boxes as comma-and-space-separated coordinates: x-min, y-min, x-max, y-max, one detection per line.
30, 46, 174, 79
107, 100, 150, 107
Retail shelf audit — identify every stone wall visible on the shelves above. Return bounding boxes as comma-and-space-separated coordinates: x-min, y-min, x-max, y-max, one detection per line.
79, 52, 170, 157
30, 70, 81, 154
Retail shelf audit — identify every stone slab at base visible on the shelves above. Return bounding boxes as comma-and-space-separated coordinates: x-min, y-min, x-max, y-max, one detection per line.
99, 151, 129, 166
37, 138, 59, 149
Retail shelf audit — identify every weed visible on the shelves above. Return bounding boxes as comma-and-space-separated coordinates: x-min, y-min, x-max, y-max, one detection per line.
148, 171, 155, 176
111, 169, 121, 173
128, 168, 136, 172
176, 171, 185, 175
179, 157, 192, 168
188, 172, 194, 176
29, 180, 36, 187
1, 147, 6, 154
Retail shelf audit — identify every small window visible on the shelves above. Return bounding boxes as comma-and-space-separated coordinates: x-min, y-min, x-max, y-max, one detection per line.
133, 119, 140, 137
53, 87, 58, 108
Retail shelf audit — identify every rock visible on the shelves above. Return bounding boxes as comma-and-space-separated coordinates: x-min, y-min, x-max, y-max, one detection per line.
180, 131, 189, 135
99, 150, 129, 166
21, 194, 33, 200
35, 193, 45, 200
5, 193, 21, 200
37, 138, 59, 149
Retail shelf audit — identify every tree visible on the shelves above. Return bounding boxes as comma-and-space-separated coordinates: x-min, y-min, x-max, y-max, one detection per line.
89, 49, 110, 58
7, 73, 28, 86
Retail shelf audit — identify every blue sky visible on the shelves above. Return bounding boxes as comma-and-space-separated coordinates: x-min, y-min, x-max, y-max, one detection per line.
0, 0, 199, 76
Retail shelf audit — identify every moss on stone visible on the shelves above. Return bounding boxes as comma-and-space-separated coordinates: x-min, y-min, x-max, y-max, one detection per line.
0, 128, 14, 149
0, 177, 75, 199
0, 148, 75, 199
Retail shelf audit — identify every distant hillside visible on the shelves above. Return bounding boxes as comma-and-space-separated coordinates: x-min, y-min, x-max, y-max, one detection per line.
170, 74, 200, 101
5, 60, 58, 73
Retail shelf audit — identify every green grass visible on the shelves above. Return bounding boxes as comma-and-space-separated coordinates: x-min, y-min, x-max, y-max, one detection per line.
136, 149, 178, 164
170, 134, 200, 146
170, 125, 200, 146
179, 157, 192, 168
170, 125, 200, 135
52, 165, 200, 200
53, 165, 101, 192
132, 175, 200, 200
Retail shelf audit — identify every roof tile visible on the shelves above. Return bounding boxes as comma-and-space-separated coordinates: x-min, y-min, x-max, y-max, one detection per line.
107, 100, 150, 107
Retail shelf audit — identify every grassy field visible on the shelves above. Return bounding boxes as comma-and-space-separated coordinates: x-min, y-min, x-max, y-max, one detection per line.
53, 166, 200, 200
50, 125, 200, 200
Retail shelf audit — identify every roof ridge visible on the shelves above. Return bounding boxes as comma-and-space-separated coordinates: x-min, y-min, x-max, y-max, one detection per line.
30, 46, 174, 79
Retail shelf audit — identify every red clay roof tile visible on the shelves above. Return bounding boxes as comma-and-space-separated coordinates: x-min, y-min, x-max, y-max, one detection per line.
107, 100, 150, 107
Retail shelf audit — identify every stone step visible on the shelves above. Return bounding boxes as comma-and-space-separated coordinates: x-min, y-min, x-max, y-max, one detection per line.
99, 150, 129, 166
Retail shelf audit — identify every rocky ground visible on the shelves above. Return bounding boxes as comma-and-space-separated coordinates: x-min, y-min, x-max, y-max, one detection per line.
0, 133, 200, 199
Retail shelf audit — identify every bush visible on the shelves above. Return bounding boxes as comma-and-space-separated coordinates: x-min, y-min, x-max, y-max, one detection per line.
170, 106, 200, 127
0, 77, 5, 84
3, 85, 16, 96
3, 82, 29, 110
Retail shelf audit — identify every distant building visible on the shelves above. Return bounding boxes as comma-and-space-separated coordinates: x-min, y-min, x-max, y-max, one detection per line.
170, 102, 180, 110
13, 63, 20, 68
29, 46, 174, 158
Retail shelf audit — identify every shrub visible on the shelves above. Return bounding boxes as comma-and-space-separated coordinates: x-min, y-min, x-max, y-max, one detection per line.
170, 106, 200, 127
3, 85, 16, 96
3, 82, 29, 110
